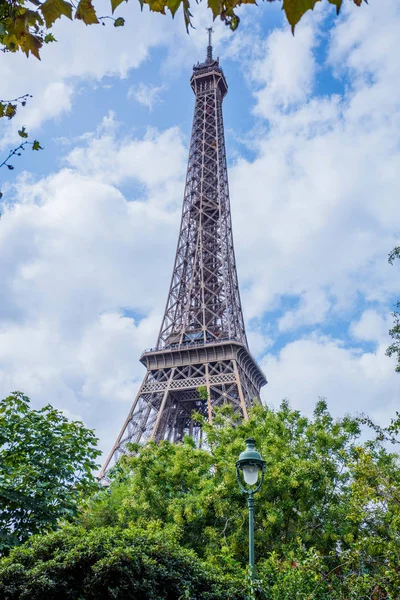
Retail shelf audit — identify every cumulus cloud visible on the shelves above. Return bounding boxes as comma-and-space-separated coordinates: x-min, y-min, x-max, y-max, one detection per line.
65, 113, 186, 193
261, 332, 399, 425
231, 0, 400, 327
350, 309, 392, 345
128, 83, 165, 110
0, 123, 187, 453
228, 0, 400, 424
251, 23, 317, 117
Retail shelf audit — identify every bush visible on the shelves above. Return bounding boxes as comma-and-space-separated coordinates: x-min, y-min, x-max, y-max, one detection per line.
0, 525, 244, 600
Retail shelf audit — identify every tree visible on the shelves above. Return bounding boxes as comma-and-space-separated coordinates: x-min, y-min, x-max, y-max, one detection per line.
0, 0, 367, 60
2, 400, 400, 598
0, 392, 101, 553
84, 401, 400, 598
387, 246, 400, 372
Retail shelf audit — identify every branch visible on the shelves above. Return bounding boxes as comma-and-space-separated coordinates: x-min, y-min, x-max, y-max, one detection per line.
0, 95, 33, 119
0, 135, 43, 199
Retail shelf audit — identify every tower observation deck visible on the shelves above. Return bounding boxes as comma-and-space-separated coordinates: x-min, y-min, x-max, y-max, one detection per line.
100, 31, 267, 478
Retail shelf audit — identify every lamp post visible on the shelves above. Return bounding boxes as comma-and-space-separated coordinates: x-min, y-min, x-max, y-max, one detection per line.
236, 438, 265, 580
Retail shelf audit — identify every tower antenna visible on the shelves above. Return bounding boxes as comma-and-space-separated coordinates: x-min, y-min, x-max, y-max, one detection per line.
206, 26, 213, 61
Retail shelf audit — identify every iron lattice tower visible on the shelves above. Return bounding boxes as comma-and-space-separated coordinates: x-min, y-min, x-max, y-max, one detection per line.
100, 32, 267, 477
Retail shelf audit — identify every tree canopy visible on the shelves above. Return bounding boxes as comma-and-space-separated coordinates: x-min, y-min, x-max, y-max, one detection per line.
1, 400, 399, 598
0, 0, 367, 60
0, 392, 100, 553
387, 245, 400, 373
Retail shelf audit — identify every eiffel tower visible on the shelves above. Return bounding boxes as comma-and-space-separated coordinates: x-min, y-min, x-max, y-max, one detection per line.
100, 30, 267, 478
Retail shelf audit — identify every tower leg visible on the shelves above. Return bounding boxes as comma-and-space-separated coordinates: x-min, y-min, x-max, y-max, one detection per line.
233, 360, 249, 420
99, 375, 148, 479
205, 362, 213, 424
150, 368, 175, 441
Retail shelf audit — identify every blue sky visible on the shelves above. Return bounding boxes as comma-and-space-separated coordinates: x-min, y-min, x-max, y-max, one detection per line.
0, 0, 399, 458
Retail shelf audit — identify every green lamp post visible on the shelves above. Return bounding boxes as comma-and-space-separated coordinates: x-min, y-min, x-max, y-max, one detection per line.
236, 438, 265, 580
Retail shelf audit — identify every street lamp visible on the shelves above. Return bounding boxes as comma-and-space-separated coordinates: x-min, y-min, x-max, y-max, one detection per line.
236, 438, 265, 580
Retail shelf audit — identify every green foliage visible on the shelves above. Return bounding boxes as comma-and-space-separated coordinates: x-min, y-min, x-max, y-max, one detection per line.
1, 401, 400, 598
31, 139, 43, 150
0, 96, 43, 199
387, 246, 400, 372
0, 392, 101, 553
17, 126, 28, 138
0, 525, 244, 599
0, 0, 367, 59
85, 401, 400, 597
0, 94, 31, 120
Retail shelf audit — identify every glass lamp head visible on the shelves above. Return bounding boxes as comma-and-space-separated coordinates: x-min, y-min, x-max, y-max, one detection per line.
236, 438, 265, 488
242, 464, 259, 485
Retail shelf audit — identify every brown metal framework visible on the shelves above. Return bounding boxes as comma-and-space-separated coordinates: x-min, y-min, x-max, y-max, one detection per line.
100, 34, 267, 478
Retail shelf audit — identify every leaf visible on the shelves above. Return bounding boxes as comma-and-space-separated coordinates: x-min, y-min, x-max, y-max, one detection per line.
207, 0, 220, 18
75, 0, 99, 24
181, 0, 192, 30
328, 0, 342, 14
5, 104, 17, 119
44, 33, 57, 42
113, 16, 125, 26
224, 9, 240, 30
18, 127, 29, 138
282, 0, 321, 33
25, 9, 44, 27
147, 0, 167, 13
0, 103, 5, 118
12, 14, 29, 38
40, 0, 73, 28
111, 0, 127, 13
21, 32, 42, 59
7, 165, 14, 170
167, 0, 181, 16
32, 140, 43, 151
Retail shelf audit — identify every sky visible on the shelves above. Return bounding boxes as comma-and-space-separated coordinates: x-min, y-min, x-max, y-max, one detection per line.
0, 0, 399, 459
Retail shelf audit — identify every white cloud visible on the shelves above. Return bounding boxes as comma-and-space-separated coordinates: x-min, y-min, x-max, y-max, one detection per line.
65, 114, 186, 193
261, 333, 400, 425
128, 83, 165, 110
231, 0, 400, 330
227, 0, 400, 427
251, 22, 317, 117
278, 289, 331, 332
350, 309, 391, 344
0, 123, 187, 453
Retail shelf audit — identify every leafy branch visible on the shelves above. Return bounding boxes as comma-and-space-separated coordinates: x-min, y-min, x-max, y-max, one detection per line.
388, 246, 400, 265
98, 14, 125, 25
0, 0, 368, 60
0, 94, 33, 120
0, 133, 43, 169
386, 246, 400, 373
386, 302, 400, 373
0, 127, 43, 199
